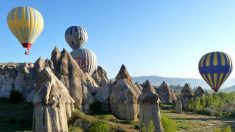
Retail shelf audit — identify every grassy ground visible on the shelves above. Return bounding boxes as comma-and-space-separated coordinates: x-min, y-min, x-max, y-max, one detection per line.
69, 109, 138, 132
162, 110, 235, 132
0, 98, 33, 132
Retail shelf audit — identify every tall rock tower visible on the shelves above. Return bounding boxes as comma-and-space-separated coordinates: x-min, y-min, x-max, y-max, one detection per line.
138, 80, 163, 132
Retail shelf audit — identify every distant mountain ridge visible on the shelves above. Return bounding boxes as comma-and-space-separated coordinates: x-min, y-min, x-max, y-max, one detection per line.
132, 76, 235, 90
221, 85, 235, 92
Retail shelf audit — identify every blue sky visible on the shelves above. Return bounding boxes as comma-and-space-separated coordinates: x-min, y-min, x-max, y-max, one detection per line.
1, 0, 235, 79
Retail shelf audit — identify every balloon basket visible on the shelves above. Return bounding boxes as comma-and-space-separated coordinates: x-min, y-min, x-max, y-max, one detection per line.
25, 50, 30, 55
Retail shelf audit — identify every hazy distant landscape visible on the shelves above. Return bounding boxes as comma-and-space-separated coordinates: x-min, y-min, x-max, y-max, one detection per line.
132, 76, 235, 91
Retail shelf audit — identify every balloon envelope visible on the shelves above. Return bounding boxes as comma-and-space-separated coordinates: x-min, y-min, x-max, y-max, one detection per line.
198, 52, 233, 92
65, 26, 88, 50
71, 48, 97, 74
7, 6, 44, 54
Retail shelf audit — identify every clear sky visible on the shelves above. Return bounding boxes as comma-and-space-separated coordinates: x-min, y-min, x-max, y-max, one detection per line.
1, 0, 235, 79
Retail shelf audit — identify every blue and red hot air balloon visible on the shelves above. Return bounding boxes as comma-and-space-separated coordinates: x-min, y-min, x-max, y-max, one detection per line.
198, 52, 233, 92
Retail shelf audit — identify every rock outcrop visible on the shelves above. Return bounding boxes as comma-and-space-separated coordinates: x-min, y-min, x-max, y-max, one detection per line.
138, 80, 163, 132
175, 96, 182, 113
92, 66, 109, 87
194, 86, 205, 97
0, 63, 17, 98
51, 47, 99, 113
51, 48, 84, 108
157, 81, 177, 104
109, 64, 141, 120
95, 84, 112, 113
181, 83, 194, 110
33, 67, 74, 132
0, 63, 36, 101
0, 47, 99, 113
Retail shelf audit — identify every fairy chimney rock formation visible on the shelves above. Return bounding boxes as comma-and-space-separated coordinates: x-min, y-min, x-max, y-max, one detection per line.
181, 83, 194, 110
51, 48, 84, 109
175, 96, 183, 114
110, 64, 141, 120
92, 66, 109, 87
138, 80, 163, 132
33, 67, 74, 132
194, 86, 205, 97
115, 64, 132, 80
157, 81, 177, 104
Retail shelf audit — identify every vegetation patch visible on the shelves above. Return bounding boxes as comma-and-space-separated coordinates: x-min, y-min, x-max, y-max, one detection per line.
188, 92, 235, 117
9, 89, 23, 103
161, 114, 177, 132
0, 98, 33, 131
88, 121, 111, 132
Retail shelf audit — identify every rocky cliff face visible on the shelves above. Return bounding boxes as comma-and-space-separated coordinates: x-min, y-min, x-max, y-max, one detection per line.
138, 80, 163, 132
51, 48, 84, 108
0, 47, 99, 114
95, 84, 112, 113
51, 47, 99, 112
33, 67, 74, 132
0, 63, 36, 101
109, 64, 141, 120
157, 81, 177, 104
181, 83, 194, 110
92, 66, 109, 87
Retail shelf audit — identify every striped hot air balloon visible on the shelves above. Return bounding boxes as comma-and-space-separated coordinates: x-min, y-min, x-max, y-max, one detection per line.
71, 48, 97, 75
65, 26, 88, 50
198, 52, 233, 92
7, 6, 44, 55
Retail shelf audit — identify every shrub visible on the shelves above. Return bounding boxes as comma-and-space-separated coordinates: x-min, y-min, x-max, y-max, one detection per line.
213, 126, 232, 132
89, 101, 103, 115
188, 92, 235, 117
9, 89, 23, 103
69, 126, 83, 132
223, 126, 232, 132
161, 115, 177, 132
131, 121, 139, 130
141, 120, 155, 132
88, 121, 111, 132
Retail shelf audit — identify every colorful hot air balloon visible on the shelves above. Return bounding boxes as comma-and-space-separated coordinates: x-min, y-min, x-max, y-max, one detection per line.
198, 52, 233, 92
71, 48, 97, 74
65, 26, 88, 50
7, 6, 44, 55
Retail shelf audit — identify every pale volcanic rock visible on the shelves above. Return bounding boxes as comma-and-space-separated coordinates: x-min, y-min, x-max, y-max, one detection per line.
157, 81, 177, 104
92, 66, 109, 87
109, 64, 141, 120
33, 67, 74, 132
181, 83, 194, 110
194, 86, 205, 97
175, 96, 183, 114
138, 80, 163, 132
51, 48, 84, 108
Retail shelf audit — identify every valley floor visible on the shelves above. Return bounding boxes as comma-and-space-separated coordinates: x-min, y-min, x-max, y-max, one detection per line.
162, 110, 235, 132
0, 98, 234, 132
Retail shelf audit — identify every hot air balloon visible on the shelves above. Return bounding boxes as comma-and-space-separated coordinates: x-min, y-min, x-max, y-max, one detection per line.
7, 6, 44, 55
65, 26, 88, 50
71, 48, 97, 74
198, 52, 233, 92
